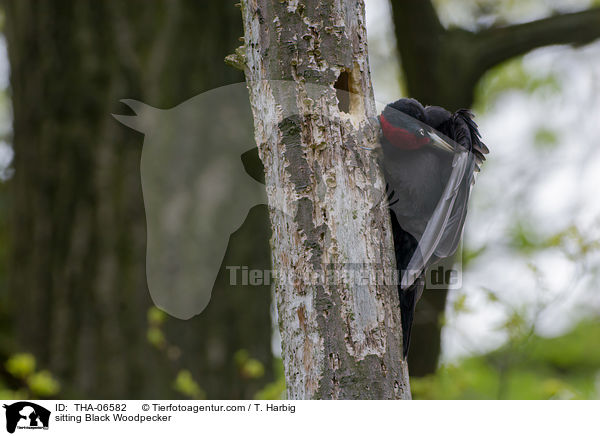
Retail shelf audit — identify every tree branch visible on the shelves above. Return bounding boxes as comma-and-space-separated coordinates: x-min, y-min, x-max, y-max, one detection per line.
389, 2, 600, 374
475, 7, 600, 73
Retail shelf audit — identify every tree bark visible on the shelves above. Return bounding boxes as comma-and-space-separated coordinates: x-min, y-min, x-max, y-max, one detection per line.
4, 0, 273, 399
240, 0, 410, 399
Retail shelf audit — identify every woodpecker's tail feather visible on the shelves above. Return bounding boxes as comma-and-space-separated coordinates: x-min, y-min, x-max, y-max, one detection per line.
400, 276, 424, 358
390, 210, 425, 359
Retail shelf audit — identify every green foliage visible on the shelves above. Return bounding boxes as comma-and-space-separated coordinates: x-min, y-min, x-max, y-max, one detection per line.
147, 307, 167, 326
528, 319, 600, 370
145, 306, 208, 399
446, 212, 600, 400
254, 359, 286, 400
173, 370, 205, 400
500, 306, 530, 341
3, 353, 60, 398
5, 353, 35, 379
481, 286, 500, 303
146, 327, 166, 349
0, 387, 26, 401
474, 58, 560, 114
509, 222, 600, 259
533, 127, 559, 150
461, 244, 487, 269
146, 307, 167, 349
412, 358, 500, 399
27, 371, 60, 397
412, 319, 600, 399
452, 293, 471, 314
234, 349, 265, 380
146, 306, 272, 399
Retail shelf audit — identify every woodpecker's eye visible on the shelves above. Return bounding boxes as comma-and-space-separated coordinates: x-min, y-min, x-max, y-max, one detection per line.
417, 128, 426, 137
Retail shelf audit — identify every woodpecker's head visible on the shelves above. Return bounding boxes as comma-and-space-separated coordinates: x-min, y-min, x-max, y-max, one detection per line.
380, 99, 454, 153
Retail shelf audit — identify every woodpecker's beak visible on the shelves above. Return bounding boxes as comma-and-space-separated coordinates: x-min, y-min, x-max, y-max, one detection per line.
428, 131, 455, 153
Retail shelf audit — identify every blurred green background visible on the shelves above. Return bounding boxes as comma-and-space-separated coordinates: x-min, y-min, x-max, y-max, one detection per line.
0, 0, 599, 399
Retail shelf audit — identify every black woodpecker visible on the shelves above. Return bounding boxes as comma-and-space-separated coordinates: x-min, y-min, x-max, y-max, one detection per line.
379, 98, 489, 358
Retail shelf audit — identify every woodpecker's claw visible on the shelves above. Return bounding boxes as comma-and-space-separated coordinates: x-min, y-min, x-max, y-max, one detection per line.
385, 183, 400, 207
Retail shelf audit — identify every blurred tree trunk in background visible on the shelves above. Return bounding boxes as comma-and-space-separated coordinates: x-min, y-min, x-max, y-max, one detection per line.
3, 0, 273, 398
390, 0, 600, 377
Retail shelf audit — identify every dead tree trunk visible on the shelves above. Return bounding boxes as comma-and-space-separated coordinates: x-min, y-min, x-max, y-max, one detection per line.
239, 0, 410, 399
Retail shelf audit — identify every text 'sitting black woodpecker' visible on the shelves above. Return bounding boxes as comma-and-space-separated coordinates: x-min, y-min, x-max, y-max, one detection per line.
379, 98, 489, 358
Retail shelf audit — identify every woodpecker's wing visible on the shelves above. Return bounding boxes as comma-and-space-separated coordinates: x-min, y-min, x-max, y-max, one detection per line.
401, 110, 487, 289
401, 147, 474, 288
433, 109, 487, 256
431, 150, 476, 258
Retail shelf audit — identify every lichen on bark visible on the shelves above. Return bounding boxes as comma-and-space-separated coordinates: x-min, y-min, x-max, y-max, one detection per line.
241, 0, 411, 399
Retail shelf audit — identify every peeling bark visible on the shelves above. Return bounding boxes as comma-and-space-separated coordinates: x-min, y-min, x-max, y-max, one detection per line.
240, 0, 410, 399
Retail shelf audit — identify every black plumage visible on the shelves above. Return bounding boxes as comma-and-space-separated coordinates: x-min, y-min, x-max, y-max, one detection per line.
379, 98, 488, 358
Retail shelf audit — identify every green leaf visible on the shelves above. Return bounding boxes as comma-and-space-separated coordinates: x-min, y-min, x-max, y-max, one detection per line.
242, 359, 265, 379
234, 349, 265, 379
474, 57, 560, 114
146, 327, 166, 349
27, 371, 60, 397
147, 307, 166, 326
412, 318, 600, 399
173, 370, 205, 400
5, 353, 36, 379
452, 294, 470, 314
254, 359, 286, 400
533, 127, 559, 150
